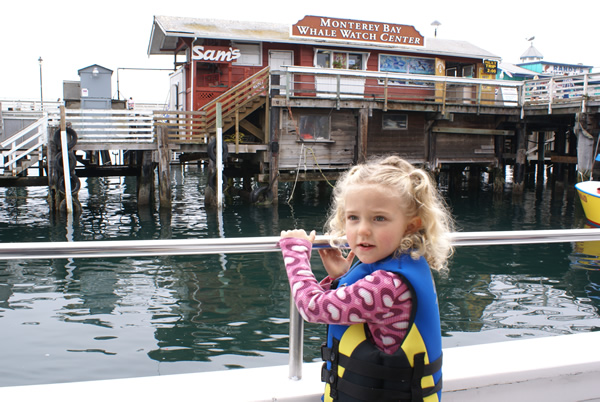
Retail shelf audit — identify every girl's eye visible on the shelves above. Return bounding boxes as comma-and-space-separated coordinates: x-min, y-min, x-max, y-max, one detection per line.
374, 216, 386, 222
347, 215, 358, 221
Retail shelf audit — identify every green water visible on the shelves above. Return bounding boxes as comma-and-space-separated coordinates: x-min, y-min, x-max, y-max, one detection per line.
0, 164, 599, 387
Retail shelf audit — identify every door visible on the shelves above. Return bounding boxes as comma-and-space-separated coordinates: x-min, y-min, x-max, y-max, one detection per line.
269, 51, 293, 95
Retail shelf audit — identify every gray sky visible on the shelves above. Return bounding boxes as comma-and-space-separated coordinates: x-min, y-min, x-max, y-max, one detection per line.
2, 0, 597, 104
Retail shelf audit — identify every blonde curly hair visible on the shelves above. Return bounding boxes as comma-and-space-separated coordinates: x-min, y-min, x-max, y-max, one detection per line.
325, 156, 454, 272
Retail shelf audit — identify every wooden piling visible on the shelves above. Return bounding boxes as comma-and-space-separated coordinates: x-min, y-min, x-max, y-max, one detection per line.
513, 123, 527, 194
157, 126, 172, 209
138, 151, 154, 206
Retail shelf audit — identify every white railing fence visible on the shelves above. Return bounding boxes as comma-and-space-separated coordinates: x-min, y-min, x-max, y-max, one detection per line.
522, 72, 600, 112
0, 115, 47, 175
48, 109, 155, 146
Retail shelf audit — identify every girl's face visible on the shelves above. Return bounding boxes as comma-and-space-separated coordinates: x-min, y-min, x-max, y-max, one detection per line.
344, 184, 420, 264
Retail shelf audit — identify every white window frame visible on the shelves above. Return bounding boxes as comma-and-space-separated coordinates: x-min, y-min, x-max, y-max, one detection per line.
382, 114, 408, 130
314, 49, 369, 70
232, 42, 262, 66
297, 113, 332, 141
378, 54, 435, 87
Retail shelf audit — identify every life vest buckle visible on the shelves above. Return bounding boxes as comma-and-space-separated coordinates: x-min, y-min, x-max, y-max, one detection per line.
321, 363, 337, 385
321, 342, 336, 362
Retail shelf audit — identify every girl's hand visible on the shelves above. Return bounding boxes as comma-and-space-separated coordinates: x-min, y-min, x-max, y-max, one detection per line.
318, 248, 355, 279
280, 229, 316, 243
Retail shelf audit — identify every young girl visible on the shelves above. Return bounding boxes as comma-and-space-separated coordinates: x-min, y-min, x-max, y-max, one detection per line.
279, 156, 454, 402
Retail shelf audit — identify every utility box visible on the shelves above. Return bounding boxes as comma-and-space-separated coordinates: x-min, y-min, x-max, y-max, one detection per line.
78, 64, 112, 109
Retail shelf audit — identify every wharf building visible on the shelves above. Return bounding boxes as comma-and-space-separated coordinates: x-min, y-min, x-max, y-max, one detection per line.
2, 15, 599, 210
147, 15, 599, 204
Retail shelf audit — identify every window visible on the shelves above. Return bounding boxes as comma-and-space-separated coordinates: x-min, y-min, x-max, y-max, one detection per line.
382, 114, 408, 130
315, 50, 367, 70
379, 55, 435, 75
378, 55, 435, 86
298, 114, 331, 140
232, 42, 261, 66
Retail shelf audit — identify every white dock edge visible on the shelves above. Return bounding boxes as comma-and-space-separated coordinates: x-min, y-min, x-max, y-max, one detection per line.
1, 331, 600, 402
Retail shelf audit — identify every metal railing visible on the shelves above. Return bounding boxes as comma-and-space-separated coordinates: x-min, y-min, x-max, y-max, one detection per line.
272, 67, 600, 112
522, 72, 600, 113
1, 228, 600, 379
273, 66, 523, 109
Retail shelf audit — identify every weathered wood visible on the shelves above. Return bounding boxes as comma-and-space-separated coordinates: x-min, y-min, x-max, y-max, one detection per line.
513, 124, 527, 194
137, 151, 154, 206
268, 106, 280, 204
157, 126, 172, 208
358, 108, 368, 163
432, 127, 514, 136
239, 119, 264, 142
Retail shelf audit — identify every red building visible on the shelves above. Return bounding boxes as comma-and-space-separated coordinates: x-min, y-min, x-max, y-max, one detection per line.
148, 15, 515, 202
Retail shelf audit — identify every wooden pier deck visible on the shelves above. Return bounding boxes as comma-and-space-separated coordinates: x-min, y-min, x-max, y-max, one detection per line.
2, 70, 600, 210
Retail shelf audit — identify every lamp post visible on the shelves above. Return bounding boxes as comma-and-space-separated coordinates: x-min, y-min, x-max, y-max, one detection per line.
431, 20, 441, 38
38, 57, 44, 111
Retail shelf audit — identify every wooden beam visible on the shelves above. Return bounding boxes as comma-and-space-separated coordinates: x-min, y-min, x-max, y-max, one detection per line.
240, 120, 265, 142
358, 109, 368, 163
432, 127, 514, 136
551, 155, 577, 164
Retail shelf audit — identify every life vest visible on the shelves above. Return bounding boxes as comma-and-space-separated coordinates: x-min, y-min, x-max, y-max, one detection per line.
320, 254, 443, 401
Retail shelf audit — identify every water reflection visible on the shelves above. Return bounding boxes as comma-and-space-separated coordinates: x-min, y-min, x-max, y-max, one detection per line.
2, 169, 600, 386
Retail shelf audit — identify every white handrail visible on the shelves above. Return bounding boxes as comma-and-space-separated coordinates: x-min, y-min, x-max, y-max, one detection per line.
0, 115, 47, 174
1, 227, 599, 381
0, 228, 599, 260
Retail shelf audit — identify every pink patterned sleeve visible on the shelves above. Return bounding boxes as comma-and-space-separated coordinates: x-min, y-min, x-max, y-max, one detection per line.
280, 237, 413, 353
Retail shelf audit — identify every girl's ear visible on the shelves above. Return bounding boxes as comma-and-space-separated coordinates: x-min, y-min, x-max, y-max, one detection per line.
406, 217, 422, 234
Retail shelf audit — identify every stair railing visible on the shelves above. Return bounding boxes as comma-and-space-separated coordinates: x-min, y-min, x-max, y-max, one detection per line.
200, 66, 270, 134
0, 115, 48, 176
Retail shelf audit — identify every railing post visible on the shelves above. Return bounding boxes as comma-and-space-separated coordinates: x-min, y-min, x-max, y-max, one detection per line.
582, 74, 589, 113
288, 297, 304, 380
548, 78, 555, 114
336, 74, 341, 110
59, 106, 73, 214
216, 102, 224, 208
383, 76, 389, 112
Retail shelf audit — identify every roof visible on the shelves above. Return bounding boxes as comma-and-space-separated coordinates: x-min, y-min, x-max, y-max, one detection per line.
77, 64, 113, 74
498, 62, 549, 78
148, 15, 501, 61
520, 44, 543, 60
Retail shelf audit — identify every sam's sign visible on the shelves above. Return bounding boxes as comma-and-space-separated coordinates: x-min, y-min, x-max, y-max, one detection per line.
292, 16, 424, 47
192, 46, 241, 62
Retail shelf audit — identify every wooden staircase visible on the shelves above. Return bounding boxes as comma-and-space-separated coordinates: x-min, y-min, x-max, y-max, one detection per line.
156, 67, 270, 144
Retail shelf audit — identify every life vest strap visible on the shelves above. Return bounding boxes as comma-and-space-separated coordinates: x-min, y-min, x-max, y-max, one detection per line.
322, 341, 442, 381
335, 351, 442, 381
321, 349, 442, 401
333, 374, 442, 401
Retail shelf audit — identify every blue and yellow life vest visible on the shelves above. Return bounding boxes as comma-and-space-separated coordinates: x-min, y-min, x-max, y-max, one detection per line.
320, 254, 443, 401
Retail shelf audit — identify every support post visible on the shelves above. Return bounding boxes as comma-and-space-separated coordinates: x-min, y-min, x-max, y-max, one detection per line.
138, 151, 154, 206
553, 128, 567, 190
358, 108, 368, 163
59, 106, 73, 214
288, 298, 304, 380
216, 103, 223, 209
157, 126, 172, 209
536, 131, 545, 185
513, 123, 527, 194
268, 106, 280, 204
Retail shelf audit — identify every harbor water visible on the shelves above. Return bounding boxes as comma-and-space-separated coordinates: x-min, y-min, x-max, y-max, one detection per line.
1, 164, 600, 387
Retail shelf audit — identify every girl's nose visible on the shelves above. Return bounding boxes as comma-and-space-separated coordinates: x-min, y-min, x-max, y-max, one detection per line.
357, 221, 371, 236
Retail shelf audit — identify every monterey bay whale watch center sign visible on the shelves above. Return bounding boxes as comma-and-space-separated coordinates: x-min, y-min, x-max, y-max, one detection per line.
291, 16, 425, 47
